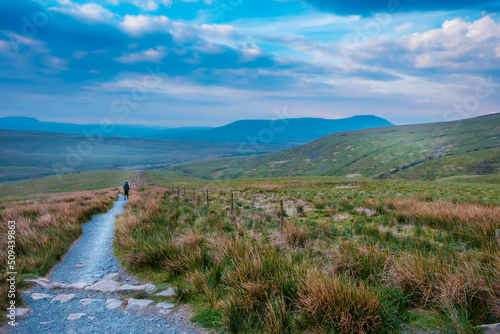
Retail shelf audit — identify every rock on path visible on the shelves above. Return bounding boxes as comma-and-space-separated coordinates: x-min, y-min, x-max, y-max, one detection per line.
85, 280, 121, 293
125, 299, 154, 312
51, 294, 77, 304
105, 299, 123, 310
117, 283, 157, 295
31, 293, 51, 301
156, 288, 176, 297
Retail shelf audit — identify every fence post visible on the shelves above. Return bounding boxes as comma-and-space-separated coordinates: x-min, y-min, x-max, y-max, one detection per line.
184, 186, 186, 195
206, 189, 209, 208
193, 188, 195, 202
496, 229, 500, 252
280, 199, 284, 231
177, 185, 180, 196
231, 191, 234, 215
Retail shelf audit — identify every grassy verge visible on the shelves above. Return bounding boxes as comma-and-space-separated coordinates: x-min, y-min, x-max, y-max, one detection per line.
0, 188, 119, 321
115, 178, 500, 333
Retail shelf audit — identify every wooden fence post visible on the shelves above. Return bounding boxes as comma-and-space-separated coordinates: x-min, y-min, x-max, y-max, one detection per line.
280, 199, 284, 231
177, 185, 180, 196
231, 192, 234, 215
206, 189, 209, 208
192, 188, 195, 202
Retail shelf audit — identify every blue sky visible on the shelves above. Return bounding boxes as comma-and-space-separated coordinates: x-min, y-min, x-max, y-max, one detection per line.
0, 0, 499, 127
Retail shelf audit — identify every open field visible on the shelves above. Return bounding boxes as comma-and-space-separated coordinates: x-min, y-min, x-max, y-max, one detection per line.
164, 114, 500, 182
0, 129, 285, 183
0, 188, 119, 320
115, 174, 500, 333
0, 170, 135, 202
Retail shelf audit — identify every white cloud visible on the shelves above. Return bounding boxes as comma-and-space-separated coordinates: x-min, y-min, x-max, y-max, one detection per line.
356, 16, 500, 73
114, 46, 167, 64
120, 15, 170, 37
106, 0, 172, 11
119, 14, 200, 43
240, 42, 263, 62
200, 24, 236, 38
50, 3, 116, 24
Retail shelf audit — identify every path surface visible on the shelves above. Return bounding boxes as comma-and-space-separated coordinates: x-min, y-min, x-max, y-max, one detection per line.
6, 171, 204, 334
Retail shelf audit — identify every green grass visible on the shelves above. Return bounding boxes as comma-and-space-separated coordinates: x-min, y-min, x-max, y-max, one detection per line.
114, 177, 500, 333
436, 174, 500, 184
0, 170, 134, 201
162, 113, 500, 182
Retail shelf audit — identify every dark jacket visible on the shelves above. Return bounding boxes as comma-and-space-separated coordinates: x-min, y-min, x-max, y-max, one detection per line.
123, 183, 130, 192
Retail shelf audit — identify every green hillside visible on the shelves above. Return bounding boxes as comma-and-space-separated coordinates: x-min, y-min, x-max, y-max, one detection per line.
165, 114, 500, 182
0, 129, 285, 184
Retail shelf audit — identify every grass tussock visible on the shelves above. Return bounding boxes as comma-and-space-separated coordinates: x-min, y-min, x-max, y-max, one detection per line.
385, 252, 495, 325
297, 269, 386, 334
278, 222, 310, 249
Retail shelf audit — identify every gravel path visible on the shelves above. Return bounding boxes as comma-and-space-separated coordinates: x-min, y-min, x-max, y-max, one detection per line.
5, 171, 205, 334
47, 195, 125, 284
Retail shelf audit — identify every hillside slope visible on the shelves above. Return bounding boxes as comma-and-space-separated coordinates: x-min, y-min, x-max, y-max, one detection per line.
158, 115, 393, 146
166, 114, 500, 181
0, 130, 284, 183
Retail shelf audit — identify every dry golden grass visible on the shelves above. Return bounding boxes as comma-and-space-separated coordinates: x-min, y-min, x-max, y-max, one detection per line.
384, 251, 495, 321
114, 187, 168, 270
176, 230, 205, 249
297, 269, 384, 334
0, 188, 117, 314
385, 198, 500, 236
277, 221, 310, 249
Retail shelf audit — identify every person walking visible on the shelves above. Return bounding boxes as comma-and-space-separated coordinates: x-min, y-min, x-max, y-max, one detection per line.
123, 181, 130, 200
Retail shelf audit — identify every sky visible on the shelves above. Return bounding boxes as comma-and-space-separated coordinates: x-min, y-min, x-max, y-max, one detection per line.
0, 0, 499, 127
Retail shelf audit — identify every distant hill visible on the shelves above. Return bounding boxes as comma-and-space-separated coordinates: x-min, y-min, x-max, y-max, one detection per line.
0, 129, 285, 184
166, 114, 500, 181
0, 117, 211, 139
158, 115, 393, 146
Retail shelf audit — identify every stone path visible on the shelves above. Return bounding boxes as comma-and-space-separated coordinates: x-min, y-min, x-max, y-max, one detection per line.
4, 172, 204, 333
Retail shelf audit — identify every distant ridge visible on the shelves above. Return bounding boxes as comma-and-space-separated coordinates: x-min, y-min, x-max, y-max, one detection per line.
0, 117, 211, 139
158, 115, 394, 146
